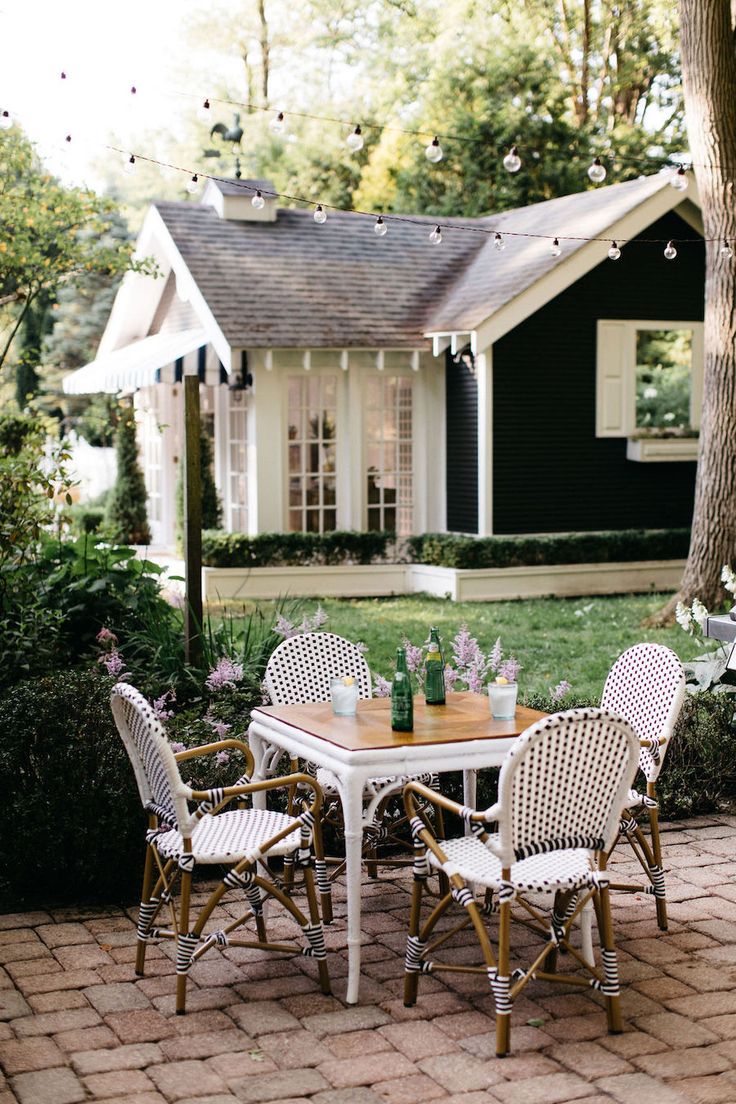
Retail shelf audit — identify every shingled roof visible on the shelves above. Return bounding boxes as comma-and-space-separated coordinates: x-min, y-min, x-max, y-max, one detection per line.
154, 173, 680, 350
155, 199, 486, 348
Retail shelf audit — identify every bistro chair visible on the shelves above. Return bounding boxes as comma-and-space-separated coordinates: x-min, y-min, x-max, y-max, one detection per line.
601, 643, 686, 930
111, 682, 330, 1015
261, 632, 442, 910
402, 708, 639, 1057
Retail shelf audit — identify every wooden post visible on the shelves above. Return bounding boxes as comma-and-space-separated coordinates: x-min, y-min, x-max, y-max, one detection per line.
183, 370, 203, 667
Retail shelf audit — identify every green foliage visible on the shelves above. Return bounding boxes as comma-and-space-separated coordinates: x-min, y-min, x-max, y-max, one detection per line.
407, 529, 691, 569
0, 668, 143, 907
656, 692, 736, 818
105, 405, 151, 545
635, 329, 694, 431
176, 427, 222, 544
201, 529, 395, 568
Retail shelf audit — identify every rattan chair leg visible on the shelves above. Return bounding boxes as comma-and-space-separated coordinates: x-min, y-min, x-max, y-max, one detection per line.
404, 878, 424, 1007
175, 866, 193, 1016
303, 865, 331, 994
495, 892, 512, 1058
648, 786, 667, 931
135, 841, 156, 977
311, 813, 333, 925
597, 879, 622, 1035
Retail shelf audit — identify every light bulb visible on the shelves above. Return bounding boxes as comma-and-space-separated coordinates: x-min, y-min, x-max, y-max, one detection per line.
670, 166, 688, 191
314, 204, 327, 224
130, 85, 137, 95
251, 190, 265, 209
550, 237, 561, 257
186, 174, 200, 195
503, 146, 521, 173
61, 71, 67, 80
270, 111, 285, 134
588, 156, 607, 184
347, 125, 364, 152
720, 239, 733, 259
374, 216, 387, 237
429, 225, 442, 244
122, 153, 136, 175
425, 136, 443, 163
494, 232, 505, 251
608, 241, 621, 260
664, 240, 678, 260
0, 110, 12, 130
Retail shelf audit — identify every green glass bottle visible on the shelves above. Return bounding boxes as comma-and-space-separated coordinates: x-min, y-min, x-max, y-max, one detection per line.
428, 626, 445, 668
424, 641, 446, 705
391, 647, 414, 732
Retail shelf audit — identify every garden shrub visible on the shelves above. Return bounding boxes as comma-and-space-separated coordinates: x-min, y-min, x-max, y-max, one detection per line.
0, 669, 143, 907
201, 529, 395, 568
105, 404, 151, 544
657, 692, 736, 819
406, 528, 691, 569
175, 426, 222, 545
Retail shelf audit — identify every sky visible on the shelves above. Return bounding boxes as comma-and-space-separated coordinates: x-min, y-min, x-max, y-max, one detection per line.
0, 0, 240, 187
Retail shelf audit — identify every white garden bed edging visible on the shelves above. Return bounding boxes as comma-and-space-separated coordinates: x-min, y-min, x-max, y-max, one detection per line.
203, 559, 685, 602
203, 563, 409, 601
408, 560, 686, 602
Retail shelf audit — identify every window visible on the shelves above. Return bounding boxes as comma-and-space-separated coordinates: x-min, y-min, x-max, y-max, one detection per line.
287, 375, 337, 532
365, 375, 413, 534
138, 395, 163, 526
227, 391, 248, 532
596, 320, 703, 441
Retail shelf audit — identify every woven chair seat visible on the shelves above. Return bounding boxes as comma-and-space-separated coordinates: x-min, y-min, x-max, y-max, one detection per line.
428, 835, 596, 894
155, 808, 303, 864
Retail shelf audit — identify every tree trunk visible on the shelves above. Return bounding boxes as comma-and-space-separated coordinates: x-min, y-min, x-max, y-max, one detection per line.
258, 0, 271, 107
652, 0, 736, 622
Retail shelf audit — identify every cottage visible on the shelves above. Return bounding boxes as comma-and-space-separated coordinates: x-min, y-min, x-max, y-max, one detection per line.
64, 173, 704, 549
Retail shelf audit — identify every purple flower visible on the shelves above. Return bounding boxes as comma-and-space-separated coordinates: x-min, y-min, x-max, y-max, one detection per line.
274, 614, 298, 639
466, 666, 485, 695
208, 720, 232, 739
102, 651, 124, 677
451, 625, 485, 670
215, 750, 231, 766
96, 627, 118, 647
444, 665, 460, 693
373, 675, 392, 698
206, 657, 244, 692
311, 605, 328, 628
402, 638, 424, 675
152, 688, 176, 721
354, 640, 368, 654
498, 657, 521, 683
260, 681, 271, 705
170, 741, 186, 754
488, 637, 502, 672
551, 679, 572, 702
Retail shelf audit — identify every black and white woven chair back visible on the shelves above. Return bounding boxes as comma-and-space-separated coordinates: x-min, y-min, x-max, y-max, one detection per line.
264, 632, 372, 705
111, 683, 191, 833
601, 644, 685, 782
494, 709, 640, 867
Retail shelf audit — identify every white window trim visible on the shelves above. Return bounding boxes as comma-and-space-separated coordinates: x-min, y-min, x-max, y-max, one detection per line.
361, 373, 415, 535
283, 370, 340, 534
596, 319, 704, 443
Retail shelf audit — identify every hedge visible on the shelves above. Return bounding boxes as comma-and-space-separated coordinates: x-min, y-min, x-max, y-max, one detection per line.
406, 528, 691, 570
202, 529, 396, 568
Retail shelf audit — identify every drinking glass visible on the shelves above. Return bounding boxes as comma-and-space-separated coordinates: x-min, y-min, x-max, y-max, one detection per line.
330, 677, 359, 716
487, 681, 518, 720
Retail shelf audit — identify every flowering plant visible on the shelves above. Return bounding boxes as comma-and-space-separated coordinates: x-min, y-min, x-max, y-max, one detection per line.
675, 567, 736, 694
375, 624, 526, 697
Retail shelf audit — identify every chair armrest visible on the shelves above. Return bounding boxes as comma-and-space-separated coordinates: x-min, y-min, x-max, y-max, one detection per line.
639, 736, 667, 750
404, 781, 500, 826
175, 738, 255, 776
188, 772, 324, 816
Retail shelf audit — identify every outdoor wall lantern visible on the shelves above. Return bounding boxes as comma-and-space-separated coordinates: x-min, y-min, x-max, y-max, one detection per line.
228, 351, 253, 392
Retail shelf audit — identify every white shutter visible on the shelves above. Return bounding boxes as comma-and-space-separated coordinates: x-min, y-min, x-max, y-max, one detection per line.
596, 320, 629, 437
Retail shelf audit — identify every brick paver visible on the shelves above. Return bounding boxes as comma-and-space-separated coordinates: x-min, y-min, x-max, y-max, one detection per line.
1, 817, 736, 1102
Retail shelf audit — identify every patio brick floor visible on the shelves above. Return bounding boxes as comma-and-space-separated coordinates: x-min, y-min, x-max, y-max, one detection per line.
2, 815, 736, 1104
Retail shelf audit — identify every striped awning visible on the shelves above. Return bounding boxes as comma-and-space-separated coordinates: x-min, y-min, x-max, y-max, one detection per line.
62, 328, 209, 395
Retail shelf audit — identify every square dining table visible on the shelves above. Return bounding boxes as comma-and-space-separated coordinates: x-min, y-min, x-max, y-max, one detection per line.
249, 692, 547, 1003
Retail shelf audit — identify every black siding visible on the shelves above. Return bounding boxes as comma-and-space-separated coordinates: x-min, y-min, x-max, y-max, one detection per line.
492, 211, 701, 534
446, 350, 479, 533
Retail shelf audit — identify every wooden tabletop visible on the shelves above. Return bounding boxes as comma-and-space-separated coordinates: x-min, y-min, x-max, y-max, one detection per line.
252, 692, 547, 754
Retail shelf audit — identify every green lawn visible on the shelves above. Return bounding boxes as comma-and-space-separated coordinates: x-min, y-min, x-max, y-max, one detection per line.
219, 593, 706, 699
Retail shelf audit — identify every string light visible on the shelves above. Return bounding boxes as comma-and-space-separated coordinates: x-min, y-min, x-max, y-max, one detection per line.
425, 136, 443, 163
374, 215, 387, 237
671, 166, 688, 191
197, 97, 211, 122
130, 85, 137, 95
429, 225, 442, 244
346, 125, 364, 152
608, 241, 621, 260
313, 204, 327, 224
494, 232, 505, 251
269, 111, 285, 134
0, 110, 12, 130
664, 240, 678, 260
503, 146, 521, 173
186, 174, 200, 194
550, 237, 561, 257
251, 189, 265, 209
588, 157, 607, 184
720, 239, 733, 259
122, 153, 136, 175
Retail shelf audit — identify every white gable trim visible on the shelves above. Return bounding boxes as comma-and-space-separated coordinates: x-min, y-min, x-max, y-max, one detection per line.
98, 206, 233, 373
425, 183, 702, 353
